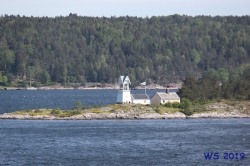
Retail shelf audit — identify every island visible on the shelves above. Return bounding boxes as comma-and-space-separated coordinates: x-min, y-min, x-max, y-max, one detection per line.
1, 100, 249, 120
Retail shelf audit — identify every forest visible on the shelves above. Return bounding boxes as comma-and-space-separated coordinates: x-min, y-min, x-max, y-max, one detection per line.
179, 71, 250, 103
0, 14, 250, 87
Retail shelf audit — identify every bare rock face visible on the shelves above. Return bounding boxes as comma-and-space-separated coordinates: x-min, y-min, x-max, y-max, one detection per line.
189, 112, 250, 118
189, 102, 250, 118
0, 112, 186, 120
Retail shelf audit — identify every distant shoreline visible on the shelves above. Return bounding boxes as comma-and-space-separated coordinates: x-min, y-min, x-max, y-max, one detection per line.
0, 82, 181, 91
0, 87, 178, 90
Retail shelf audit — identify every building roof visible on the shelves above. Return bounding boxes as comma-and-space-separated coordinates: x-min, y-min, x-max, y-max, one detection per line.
118, 75, 131, 84
154, 92, 180, 100
131, 94, 150, 100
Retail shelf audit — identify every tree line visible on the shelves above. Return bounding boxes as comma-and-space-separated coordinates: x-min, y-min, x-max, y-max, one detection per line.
178, 70, 250, 103
1, 14, 250, 87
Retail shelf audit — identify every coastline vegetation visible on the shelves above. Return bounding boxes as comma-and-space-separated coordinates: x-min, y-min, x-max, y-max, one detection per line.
176, 72, 250, 115
8, 99, 250, 118
1, 15, 250, 88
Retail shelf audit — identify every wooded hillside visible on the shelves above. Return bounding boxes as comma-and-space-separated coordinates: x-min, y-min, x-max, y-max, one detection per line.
1, 14, 250, 86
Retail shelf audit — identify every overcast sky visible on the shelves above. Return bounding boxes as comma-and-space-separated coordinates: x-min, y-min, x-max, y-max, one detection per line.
1, 0, 250, 17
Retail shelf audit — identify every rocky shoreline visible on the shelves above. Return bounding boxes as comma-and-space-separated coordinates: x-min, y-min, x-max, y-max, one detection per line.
0, 112, 187, 120
0, 101, 249, 120
0, 82, 182, 90
0, 111, 249, 120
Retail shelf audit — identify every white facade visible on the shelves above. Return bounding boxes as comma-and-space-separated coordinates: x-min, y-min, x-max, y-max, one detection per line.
131, 99, 150, 104
151, 92, 180, 105
131, 94, 150, 105
116, 76, 132, 103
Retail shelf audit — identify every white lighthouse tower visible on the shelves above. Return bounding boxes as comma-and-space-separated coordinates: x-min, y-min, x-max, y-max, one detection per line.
116, 75, 131, 103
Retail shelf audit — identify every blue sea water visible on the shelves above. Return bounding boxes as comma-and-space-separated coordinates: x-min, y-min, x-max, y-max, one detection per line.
0, 89, 168, 114
0, 119, 249, 165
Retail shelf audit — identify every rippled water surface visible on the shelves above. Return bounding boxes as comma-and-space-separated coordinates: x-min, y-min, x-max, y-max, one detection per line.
0, 119, 249, 165
0, 89, 167, 114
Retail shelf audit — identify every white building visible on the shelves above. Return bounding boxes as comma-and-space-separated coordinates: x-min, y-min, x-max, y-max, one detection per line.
116, 76, 132, 103
151, 89, 180, 105
131, 94, 150, 105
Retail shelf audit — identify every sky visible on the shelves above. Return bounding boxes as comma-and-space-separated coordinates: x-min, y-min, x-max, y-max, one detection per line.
0, 0, 250, 18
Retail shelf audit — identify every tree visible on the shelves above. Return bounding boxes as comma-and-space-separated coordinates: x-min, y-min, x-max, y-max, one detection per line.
0, 72, 2, 83
2, 76, 8, 85
181, 98, 192, 110
190, 49, 200, 63
38, 70, 51, 85
218, 68, 229, 83
73, 101, 83, 110
180, 98, 193, 116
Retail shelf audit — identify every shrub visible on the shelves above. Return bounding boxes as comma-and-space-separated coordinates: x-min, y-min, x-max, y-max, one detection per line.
71, 110, 82, 116
51, 108, 61, 115
180, 98, 192, 109
73, 101, 83, 110
172, 102, 181, 108
34, 109, 43, 113
91, 109, 101, 114
181, 109, 193, 116
164, 102, 172, 107
154, 107, 164, 114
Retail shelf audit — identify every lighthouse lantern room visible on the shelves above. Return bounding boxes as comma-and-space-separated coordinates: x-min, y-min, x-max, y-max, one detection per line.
116, 76, 131, 103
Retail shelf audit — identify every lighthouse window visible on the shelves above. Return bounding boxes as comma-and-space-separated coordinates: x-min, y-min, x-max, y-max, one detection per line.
124, 84, 127, 90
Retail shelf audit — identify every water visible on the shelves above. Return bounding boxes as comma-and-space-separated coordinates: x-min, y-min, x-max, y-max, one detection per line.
0, 119, 249, 165
0, 89, 168, 114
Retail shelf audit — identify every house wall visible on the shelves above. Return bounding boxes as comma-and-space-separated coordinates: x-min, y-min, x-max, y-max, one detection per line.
151, 94, 180, 105
151, 94, 161, 105
132, 99, 150, 105
161, 99, 180, 104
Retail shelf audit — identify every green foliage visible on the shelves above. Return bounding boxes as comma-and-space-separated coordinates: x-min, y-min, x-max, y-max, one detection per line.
91, 109, 101, 114
180, 98, 192, 109
172, 102, 181, 108
164, 102, 181, 108
190, 49, 200, 63
70, 110, 83, 116
2, 76, 7, 85
164, 102, 172, 107
180, 71, 250, 102
0, 15, 250, 85
38, 70, 50, 85
218, 68, 229, 83
51, 108, 61, 116
34, 109, 43, 113
179, 75, 221, 102
0, 72, 2, 83
179, 98, 193, 116
73, 101, 83, 110
154, 106, 164, 114
51, 108, 83, 117
180, 109, 193, 116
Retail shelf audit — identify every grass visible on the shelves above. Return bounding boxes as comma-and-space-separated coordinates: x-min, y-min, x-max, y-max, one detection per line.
12, 108, 83, 117
8, 100, 250, 117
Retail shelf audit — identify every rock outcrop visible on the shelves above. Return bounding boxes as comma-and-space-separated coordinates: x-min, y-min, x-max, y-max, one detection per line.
1, 101, 250, 120
0, 112, 186, 120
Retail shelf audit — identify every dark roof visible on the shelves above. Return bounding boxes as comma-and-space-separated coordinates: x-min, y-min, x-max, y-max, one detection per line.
131, 94, 149, 100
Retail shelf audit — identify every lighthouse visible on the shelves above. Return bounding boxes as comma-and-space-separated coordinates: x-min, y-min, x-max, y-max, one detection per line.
116, 76, 131, 103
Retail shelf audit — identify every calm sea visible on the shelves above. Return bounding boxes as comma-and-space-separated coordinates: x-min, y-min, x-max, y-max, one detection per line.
0, 89, 168, 114
0, 119, 249, 165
